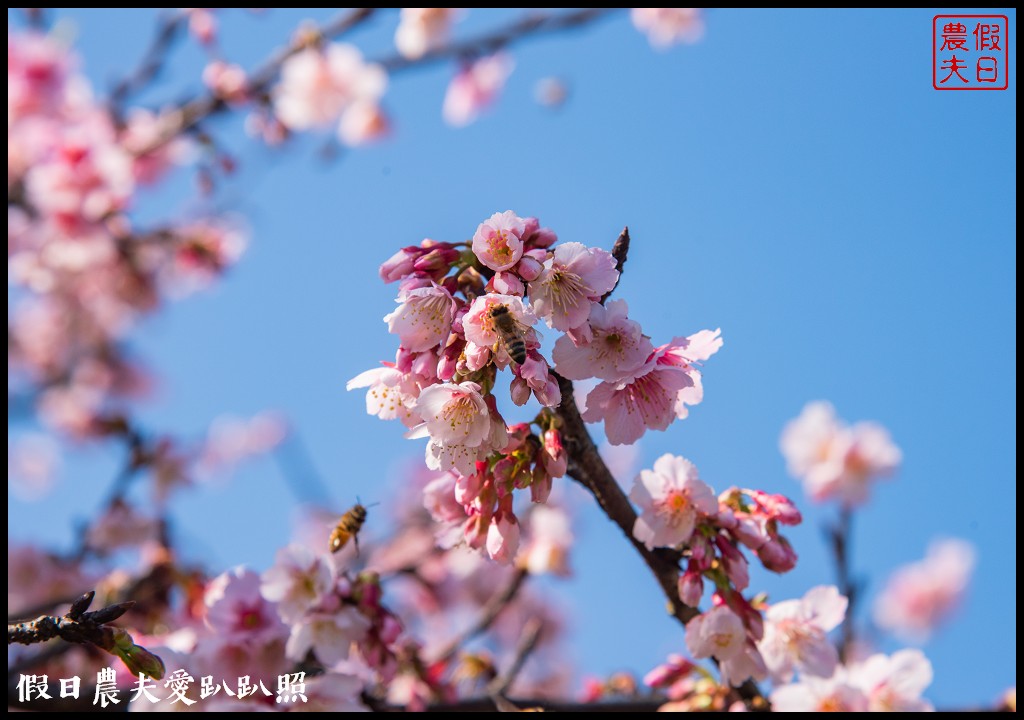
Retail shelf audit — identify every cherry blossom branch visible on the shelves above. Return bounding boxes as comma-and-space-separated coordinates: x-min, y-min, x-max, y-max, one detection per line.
7, 591, 164, 678
109, 10, 187, 111
379, 8, 623, 71
432, 567, 529, 665
141, 8, 379, 153
141, 8, 621, 154
553, 372, 694, 626
828, 507, 858, 661
487, 617, 544, 698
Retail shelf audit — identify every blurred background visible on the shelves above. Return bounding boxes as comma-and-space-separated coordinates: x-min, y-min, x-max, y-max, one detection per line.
8, 8, 1016, 706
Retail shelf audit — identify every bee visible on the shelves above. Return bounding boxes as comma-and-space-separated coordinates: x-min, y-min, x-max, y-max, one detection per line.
329, 500, 376, 555
489, 304, 528, 365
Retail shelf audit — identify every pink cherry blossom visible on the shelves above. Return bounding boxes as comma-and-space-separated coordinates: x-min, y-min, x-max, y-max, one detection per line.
582, 361, 692, 445
513, 352, 561, 407
273, 43, 386, 131
631, 8, 705, 48
552, 300, 653, 382
409, 381, 507, 475
847, 649, 935, 712
260, 544, 334, 623
655, 328, 723, 419
384, 282, 456, 352
285, 607, 371, 667
486, 509, 520, 564
8, 32, 79, 121
463, 293, 538, 364
347, 364, 421, 427
720, 642, 769, 688
300, 673, 369, 712
338, 100, 390, 146
443, 53, 513, 127
205, 567, 288, 644
685, 604, 746, 662
873, 538, 975, 641
197, 411, 288, 477
528, 242, 618, 332
394, 8, 462, 60
780, 401, 902, 506
630, 453, 717, 550
201, 60, 248, 105
758, 585, 847, 682
770, 673, 869, 712
518, 505, 573, 576
471, 211, 528, 272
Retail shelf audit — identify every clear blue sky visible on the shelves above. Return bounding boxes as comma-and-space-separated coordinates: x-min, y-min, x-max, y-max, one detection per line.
8, 8, 1016, 706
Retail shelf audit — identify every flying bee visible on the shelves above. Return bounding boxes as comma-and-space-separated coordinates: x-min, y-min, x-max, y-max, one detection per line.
329, 500, 377, 555
489, 304, 528, 365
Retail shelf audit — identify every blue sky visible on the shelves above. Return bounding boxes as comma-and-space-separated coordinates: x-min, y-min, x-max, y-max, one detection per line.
8, 8, 1016, 706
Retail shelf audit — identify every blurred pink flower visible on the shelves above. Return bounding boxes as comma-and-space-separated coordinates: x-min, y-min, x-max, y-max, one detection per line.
759, 585, 847, 682
394, 8, 462, 60
338, 100, 390, 146
630, 453, 717, 550
847, 649, 934, 712
205, 567, 288, 644
770, 672, 869, 712
442, 53, 513, 127
300, 673, 368, 711
202, 60, 248, 104
198, 411, 287, 477
873, 538, 975, 641
631, 8, 705, 48
261, 545, 334, 624
518, 505, 573, 576
780, 401, 901, 506
7, 432, 61, 501
273, 43, 386, 131
285, 608, 371, 667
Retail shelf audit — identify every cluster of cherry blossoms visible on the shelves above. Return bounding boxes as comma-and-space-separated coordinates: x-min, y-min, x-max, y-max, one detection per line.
629, 453, 802, 688
8, 30, 246, 440
646, 585, 936, 711
350, 210, 721, 563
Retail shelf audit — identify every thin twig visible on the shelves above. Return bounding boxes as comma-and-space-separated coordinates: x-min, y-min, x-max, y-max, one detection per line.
829, 506, 857, 662
110, 10, 187, 111
487, 617, 544, 698
379, 8, 623, 71
432, 568, 528, 665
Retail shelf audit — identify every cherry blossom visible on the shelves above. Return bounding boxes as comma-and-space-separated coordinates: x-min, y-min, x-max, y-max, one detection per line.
273, 43, 387, 132
630, 453, 717, 550
518, 505, 573, 576
848, 649, 935, 712
873, 539, 975, 641
384, 283, 457, 352
529, 242, 618, 332
394, 8, 462, 60
260, 545, 334, 624
471, 210, 528, 272
780, 401, 902, 505
285, 608, 372, 666
582, 360, 692, 445
770, 672, 870, 712
443, 53, 513, 127
758, 585, 847, 682
552, 300, 652, 381
631, 8, 705, 48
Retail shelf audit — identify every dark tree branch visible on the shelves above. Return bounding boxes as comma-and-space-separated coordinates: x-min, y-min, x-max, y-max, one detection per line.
9, 591, 131, 648
553, 372, 694, 626
432, 568, 528, 665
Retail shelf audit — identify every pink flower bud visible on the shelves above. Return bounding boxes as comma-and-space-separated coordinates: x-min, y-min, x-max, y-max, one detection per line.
380, 247, 418, 283
542, 428, 567, 478
487, 270, 525, 296
510, 376, 531, 406
530, 466, 553, 503
515, 255, 544, 281
756, 536, 798, 573
464, 513, 489, 549
380, 614, 403, 645
486, 511, 520, 564
678, 570, 704, 607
